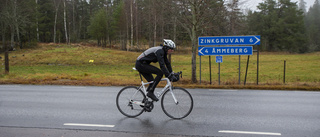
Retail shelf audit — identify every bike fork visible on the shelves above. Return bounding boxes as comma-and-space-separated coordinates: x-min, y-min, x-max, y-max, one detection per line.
169, 88, 179, 104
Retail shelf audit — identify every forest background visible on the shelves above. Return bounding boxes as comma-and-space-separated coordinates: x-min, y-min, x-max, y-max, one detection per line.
0, 0, 320, 89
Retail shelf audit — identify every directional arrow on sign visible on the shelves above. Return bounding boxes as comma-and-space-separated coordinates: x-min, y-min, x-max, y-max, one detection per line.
198, 47, 205, 55
253, 36, 260, 45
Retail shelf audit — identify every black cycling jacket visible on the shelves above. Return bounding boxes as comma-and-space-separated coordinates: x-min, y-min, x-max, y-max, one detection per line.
137, 46, 173, 77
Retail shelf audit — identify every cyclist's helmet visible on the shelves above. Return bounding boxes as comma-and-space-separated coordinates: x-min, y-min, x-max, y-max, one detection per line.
163, 39, 176, 49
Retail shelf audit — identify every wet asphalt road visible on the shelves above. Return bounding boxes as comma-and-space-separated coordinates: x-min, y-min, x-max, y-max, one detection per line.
0, 85, 319, 137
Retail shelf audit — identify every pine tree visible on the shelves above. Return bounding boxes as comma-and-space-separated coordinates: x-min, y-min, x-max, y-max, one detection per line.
305, 0, 320, 51
299, 0, 307, 14
248, 0, 307, 52
87, 9, 107, 47
38, 0, 55, 42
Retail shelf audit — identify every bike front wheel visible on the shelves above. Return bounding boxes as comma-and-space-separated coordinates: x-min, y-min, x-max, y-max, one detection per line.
116, 86, 145, 118
161, 87, 193, 119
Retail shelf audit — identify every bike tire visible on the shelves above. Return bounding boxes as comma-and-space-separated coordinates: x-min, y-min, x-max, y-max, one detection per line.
116, 86, 145, 118
161, 87, 193, 119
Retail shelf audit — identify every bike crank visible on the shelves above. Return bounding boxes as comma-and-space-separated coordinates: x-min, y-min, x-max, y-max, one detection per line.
143, 99, 154, 112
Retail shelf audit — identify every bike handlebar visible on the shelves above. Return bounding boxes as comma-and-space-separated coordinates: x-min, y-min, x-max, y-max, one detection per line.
168, 71, 182, 82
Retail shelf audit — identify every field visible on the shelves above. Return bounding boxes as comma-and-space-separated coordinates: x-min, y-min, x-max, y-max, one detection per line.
0, 43, 319, 90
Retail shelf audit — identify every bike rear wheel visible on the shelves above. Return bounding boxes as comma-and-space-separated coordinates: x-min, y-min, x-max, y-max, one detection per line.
116, 86, 145, 118
161, 87, 193, 119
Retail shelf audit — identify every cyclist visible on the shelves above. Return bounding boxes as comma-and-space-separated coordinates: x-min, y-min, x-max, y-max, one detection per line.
135, 39, 179, 101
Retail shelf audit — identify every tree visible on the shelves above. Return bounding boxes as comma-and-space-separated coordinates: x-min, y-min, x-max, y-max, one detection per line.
6, 0, 35, 49
248, 0, 307, 52
76, 0, 90, 40
113, 0, 127, 49
87, 9, 108, 47
38, 0, 55, 42
305, 0, 320, 51
226, 0, 245, 35
53, 0, 62, 43
36, 0, 39, 41
298, 0, 307, 14
171, 0, 227, 83
63, 0, 68, 44
130, 0, 133, 50
0, 0, 35, 73
0, 0, 10, 74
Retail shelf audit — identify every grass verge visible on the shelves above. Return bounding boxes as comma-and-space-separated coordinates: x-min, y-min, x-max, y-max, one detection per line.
0, 43, 319, 91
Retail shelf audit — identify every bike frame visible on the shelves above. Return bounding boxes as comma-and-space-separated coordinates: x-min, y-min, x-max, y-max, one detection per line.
118, 68, 191, 119
137, 78, 178, 104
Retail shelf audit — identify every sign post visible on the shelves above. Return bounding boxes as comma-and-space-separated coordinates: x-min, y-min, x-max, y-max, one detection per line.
198, 35, 260, 85
216, 56, 222, 85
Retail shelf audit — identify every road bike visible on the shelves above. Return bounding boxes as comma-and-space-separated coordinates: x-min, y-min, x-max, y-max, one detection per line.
116, 68, 193, 119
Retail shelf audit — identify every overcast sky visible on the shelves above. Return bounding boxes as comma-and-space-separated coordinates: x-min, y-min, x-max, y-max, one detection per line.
240, 0, 316, 11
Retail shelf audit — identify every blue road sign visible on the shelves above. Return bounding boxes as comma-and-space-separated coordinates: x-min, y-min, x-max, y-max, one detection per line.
198, 35, 260, 46
198, 46, 253, 56
216, 56, 223, 63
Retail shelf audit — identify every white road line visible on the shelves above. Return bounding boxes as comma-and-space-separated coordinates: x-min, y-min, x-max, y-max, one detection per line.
219, 130, 281, 136
64, 123, 115, 128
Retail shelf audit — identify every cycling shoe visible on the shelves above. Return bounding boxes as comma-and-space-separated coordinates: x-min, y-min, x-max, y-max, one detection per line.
147, 92, 159, 102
